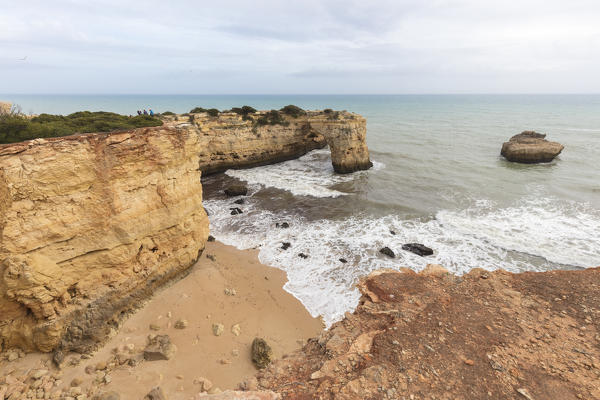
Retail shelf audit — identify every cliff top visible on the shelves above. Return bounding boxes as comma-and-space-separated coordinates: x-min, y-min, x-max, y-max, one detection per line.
256, 266, 600, 399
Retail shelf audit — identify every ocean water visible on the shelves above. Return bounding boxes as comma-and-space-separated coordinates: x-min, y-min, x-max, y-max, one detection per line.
5, 94, 600, 326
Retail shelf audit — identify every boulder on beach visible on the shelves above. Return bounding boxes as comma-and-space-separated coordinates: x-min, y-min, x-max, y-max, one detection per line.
251, 338, 273, 369
224, 185, 248, 197
143, 335, 177, 361
501, 131, 564, 163
230, 207, 243, 215
402, 243, 434, 256
144, 387, 167, 400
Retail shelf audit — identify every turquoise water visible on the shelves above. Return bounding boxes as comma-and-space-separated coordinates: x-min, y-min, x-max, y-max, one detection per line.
5, 94, 600, 325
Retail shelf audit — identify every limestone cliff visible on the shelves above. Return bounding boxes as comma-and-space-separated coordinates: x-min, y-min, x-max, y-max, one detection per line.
0, 128, 209, 353
0, 108, 371, 354
167, 110, 372, 175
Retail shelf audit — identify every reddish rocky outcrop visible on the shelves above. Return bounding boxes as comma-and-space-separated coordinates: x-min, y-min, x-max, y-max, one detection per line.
501, 131, 564, 163
255, 266, 600, 399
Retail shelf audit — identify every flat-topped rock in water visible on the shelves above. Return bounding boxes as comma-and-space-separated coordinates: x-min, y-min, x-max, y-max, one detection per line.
501, 131, 564, 163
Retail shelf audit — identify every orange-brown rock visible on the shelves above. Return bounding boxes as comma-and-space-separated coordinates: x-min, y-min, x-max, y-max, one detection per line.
501, 131, 564, 163
0, 127, 209, 353
256, 267, 600, 400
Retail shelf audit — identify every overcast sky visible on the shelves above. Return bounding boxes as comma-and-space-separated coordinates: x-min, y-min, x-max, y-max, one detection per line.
1, 0, 599, 94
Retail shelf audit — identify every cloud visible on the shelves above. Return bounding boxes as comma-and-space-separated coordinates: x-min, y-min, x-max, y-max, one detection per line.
0, 0, 599, 93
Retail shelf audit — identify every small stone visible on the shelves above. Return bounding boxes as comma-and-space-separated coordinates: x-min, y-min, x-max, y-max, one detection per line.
71, 378, 84, 387
224, 288, 237, 296
298, 253, 308, 259
174, 319, 188, 329
31, 369, 48, 380
149, 324, 161, 331
144, 387, 167, 400
212, 323, 224, 336
143, 335, 177, 361
464, 359, 475, 366
231, 324, 241, 336
7, 351, 19, 362
95, 361, 107, 370
207, 254, 216, 261
207, 235, 215, 242
176, 375, 184, 380
194, 377, 213, 392
230, 207, 243, 215
233, 198, 245, 205
93, 392, 120, 400
339, 258, 347, 263
281, 242, 291, 250
516, 388, 534, 400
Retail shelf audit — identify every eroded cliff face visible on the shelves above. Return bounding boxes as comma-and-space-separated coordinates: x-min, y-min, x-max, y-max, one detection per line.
0, 128, 209, 353
167, 110, 372, 175
0, 109, 371, 354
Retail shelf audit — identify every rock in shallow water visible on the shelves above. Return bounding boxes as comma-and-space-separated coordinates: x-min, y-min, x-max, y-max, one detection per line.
224, 185, 248, 197
402, 243, 433, 256
501, 131, 564, 163
379, 247, 395, 258
281, 242, 291, 250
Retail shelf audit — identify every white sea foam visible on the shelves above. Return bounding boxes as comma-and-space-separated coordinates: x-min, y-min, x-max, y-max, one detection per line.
205, 195, 600, 327
225, 149, 384, 198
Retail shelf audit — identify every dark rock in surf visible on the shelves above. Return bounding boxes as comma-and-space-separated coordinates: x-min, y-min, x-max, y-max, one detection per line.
230, 207, 243, 215
339, 258, 348, 264
298, 253, 308, 259
281, 242, 291, 250
224, 185, 248, 197
390, 230, 396, 235
207, 235, 215, 242
379, 247, 395, 258
402, 243, 433, 257
233, 198, 245, 205
276, 222, 290, 229
501, 131, 564, 163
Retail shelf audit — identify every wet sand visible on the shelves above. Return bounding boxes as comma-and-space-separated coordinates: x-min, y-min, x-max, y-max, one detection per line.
0, 241, 323, 399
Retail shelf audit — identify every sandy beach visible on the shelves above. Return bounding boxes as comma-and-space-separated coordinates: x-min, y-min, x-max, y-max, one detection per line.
0, 241, 323, 399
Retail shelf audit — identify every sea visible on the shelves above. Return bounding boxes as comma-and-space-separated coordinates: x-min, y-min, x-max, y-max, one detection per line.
5, 94, 600, 326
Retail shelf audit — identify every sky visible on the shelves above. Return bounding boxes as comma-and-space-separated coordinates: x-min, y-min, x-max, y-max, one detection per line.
1, 0, 599, 94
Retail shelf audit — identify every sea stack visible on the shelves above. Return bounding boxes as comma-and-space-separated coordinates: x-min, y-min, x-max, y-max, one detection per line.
501, 131, 564, 163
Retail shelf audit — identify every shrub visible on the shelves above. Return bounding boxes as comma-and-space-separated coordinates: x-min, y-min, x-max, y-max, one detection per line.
230, 105, 257, 116
280, 105, 306, 118
190, 107, 206, 113
255, 110, 289, 127
0, 109, 163, 144
161, 111, 176, 116
323, 108, 333, 114
206, 108, 219, 117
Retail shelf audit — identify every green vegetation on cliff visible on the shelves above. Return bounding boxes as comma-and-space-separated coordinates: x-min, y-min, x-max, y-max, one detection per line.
0, 111, 163, 144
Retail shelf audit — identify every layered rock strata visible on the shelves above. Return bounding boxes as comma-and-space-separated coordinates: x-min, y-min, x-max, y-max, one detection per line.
167, 110, 372, 175
0, 109, 371, 353
257, 266, 600, 399
0, 128, 209, 353
501, 131, 564, 163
